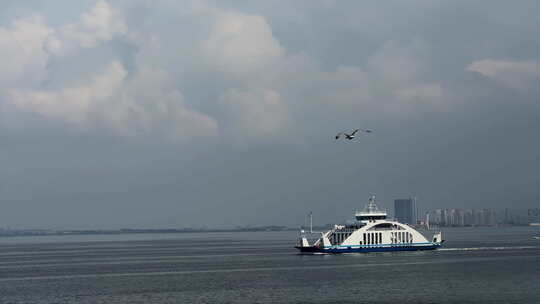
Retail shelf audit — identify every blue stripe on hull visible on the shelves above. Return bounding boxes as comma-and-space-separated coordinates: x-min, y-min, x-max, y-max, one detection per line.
297, 244, 441, 253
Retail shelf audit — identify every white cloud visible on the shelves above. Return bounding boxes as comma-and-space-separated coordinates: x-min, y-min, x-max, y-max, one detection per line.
8, 61, 217, 140
203, 12, 284, 75
395, 84, 443, 101
0, 15, 51, 87
0, 1, 127, 88
9, 61, 127, 125
0, 2, 450, 142
45, 0, 127, 55
218, 88, 288, 139
289, 40, 444, 112
467, 59, 540, 89
0, 1, 216, 141
367, 39, 428, 88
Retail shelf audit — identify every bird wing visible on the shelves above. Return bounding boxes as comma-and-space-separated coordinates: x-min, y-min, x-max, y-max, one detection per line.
350, 129, 359, 135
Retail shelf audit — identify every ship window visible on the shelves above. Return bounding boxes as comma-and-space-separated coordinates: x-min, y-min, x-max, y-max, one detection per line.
379, 233, 382, 244
367, 233, 371, 244
363, 233, 366, 244
368, 223, 393, 231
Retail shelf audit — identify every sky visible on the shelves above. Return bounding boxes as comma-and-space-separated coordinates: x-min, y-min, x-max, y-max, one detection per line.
1, 0, 539, 229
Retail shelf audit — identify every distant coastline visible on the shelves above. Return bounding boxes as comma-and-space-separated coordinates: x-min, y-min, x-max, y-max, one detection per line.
1, 223, 538, 238
0, 226, 294, 238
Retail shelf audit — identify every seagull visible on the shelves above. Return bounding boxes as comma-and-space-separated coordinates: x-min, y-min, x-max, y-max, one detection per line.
335, 129, 372, 140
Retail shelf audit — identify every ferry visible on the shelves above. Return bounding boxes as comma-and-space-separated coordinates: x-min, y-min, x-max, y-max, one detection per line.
295, 195, 443, 253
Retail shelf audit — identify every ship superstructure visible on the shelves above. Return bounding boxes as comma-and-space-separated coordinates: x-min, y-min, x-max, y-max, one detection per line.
296, 196, 443, 253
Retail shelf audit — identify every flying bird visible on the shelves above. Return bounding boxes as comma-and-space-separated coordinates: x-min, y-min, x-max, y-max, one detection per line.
335, 129, 372, 140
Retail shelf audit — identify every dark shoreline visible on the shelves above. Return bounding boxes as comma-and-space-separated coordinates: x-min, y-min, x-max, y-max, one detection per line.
0, 226, 295, 238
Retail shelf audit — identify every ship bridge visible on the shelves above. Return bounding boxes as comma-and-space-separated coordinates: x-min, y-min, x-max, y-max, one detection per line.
355, 195, 387, 221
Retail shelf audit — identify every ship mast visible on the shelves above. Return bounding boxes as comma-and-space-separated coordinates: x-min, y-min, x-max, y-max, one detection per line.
309, 211, 313, 233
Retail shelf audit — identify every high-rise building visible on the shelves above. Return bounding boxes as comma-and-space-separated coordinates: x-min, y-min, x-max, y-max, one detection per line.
394, 198, 417, 224
427, 208, 497, 226
503, 208, 540, 225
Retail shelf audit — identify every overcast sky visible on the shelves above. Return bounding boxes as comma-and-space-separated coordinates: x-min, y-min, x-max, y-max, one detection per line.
1, 0, 539, 229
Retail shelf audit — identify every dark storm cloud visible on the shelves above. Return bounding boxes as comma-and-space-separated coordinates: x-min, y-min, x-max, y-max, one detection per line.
0, 0, 539, 229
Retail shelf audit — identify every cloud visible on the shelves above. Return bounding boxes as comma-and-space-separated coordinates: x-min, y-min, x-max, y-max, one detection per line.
44, 0, 127, 55
467, 59, 540, 89
0, 1, 447, 142
0, 1, 217, 141
8, 61, 217, 140
0, 15, 51, 87
218, 88, 288, 140
283, 39, 445, 113
203, 12, 285, 75
395, 84, 443, 101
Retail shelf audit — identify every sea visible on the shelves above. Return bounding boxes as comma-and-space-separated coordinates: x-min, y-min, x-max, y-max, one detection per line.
0, 227, 539, 304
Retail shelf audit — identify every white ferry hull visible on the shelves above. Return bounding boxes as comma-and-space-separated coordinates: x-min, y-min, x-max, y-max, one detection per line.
296, 242, 442, 254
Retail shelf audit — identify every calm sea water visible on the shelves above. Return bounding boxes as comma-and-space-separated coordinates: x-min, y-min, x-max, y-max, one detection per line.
0, 227, 539, 303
